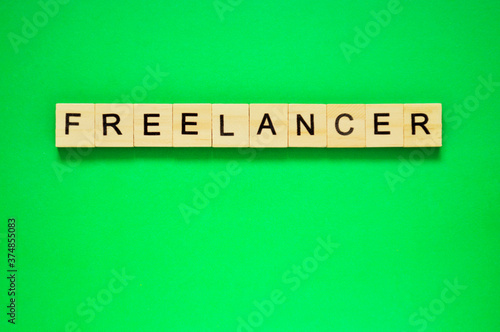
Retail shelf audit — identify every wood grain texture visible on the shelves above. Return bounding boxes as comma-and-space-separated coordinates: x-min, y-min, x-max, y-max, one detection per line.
366, 104, 403, 147
250, 104, 288, 147
288, 104, 327, 147
95, 104, 134, 147
212, 104, 249, 147
173, 104, 212, 147
404, 103, 442, 147
56, 103, 95, 147
327, 104, 366, 147
56, 103, 440, 148
134, 104, 172, 147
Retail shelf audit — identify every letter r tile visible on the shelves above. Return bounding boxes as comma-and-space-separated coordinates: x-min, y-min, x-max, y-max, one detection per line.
95, 104, 134, 147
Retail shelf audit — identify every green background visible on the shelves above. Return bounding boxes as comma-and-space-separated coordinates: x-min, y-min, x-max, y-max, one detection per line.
1, 0, 499, 331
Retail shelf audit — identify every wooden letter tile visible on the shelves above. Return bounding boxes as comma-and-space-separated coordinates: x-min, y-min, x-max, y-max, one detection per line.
134, 104, 172, 147
173, 104, 212, 147
56, 103, 95, 147
404, 103, 442, 147
288, 104, 326, 147
249, 104, 288, 147
327, 104, 366, 147
95, 104, 134, 147
212, 104, 249, 147
366, 104, 403, 147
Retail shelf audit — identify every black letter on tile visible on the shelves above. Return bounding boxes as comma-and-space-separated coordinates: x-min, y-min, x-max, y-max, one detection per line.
220, 115, 234, 136
65, 113, 81, 135
335, 113, 354, 136
103, 114, 122, 135
257, 113, 276, 135
374, 113, 390, 135
182, 113, 198, 135
411, 113, 430, 135
144, 114, 160, 135
297, 114, 314, 136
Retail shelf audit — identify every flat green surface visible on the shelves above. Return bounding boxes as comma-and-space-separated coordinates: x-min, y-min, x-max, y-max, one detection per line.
1, 0, 499, 331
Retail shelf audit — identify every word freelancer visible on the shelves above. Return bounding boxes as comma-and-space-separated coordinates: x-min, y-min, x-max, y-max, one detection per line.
55, 103, 442, 148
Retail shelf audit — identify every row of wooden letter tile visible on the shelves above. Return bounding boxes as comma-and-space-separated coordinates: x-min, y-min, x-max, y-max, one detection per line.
55, 103, 442, 147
